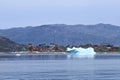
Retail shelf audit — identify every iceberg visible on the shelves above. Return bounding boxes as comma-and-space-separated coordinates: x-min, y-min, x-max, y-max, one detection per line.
67, 47, 96, 58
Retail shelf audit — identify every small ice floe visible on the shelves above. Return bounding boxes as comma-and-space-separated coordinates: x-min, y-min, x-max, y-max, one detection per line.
16, 54, 21, 56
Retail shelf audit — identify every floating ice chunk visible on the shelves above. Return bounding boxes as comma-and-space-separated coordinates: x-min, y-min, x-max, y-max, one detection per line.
67, 47, 96, 58
16, 54, 21, 56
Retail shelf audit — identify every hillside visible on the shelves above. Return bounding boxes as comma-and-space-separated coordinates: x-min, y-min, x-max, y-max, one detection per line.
0, 36, 23, 52
0, 23, 120, 45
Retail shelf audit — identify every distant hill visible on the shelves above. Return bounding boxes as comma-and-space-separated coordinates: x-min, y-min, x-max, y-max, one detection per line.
0, 36, 23, 52
0, 23, 120, 45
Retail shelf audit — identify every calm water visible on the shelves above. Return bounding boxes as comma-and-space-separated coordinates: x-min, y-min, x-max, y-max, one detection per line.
0, 53, 120, 80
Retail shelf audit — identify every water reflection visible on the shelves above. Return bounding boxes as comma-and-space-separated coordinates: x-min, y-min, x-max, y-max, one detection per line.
0, 53, 120, 60
0, 53, 67, 60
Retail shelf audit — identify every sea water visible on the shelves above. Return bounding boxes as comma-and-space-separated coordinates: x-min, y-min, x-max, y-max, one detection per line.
0, 53, 120, 80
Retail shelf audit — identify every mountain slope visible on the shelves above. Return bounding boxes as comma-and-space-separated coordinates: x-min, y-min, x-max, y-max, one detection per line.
0, 23, 120, 45
0, 36, 23, 52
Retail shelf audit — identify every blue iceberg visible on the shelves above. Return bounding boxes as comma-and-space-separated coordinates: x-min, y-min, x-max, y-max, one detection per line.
67, 47, 96, 58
